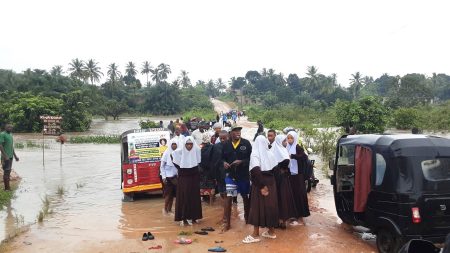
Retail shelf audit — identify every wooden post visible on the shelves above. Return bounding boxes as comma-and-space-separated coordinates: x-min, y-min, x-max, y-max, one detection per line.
42, 132, 45, 166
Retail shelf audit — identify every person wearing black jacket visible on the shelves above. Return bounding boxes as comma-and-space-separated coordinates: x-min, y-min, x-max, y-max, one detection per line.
221, 126, 252, 231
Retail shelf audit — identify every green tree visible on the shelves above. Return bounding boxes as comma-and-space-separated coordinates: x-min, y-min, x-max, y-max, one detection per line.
141, 61, 152, 86
334, 96, 388, 133
84, 59, 103, 85
179, 70, 191, 88
60, 90, 92, 131
125, 61, 137, 78
68, 58, 86, 82
107, 63, 121, 82
50, 65, 64, 77
158, 63, 171, 81
349, 72, 363, 99
392, 108, 419, 130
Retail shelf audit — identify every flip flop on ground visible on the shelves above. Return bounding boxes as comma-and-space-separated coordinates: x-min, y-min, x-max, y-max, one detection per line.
194, 231, 208, 235
208, 246, 227, 252
174, 238, 192, 244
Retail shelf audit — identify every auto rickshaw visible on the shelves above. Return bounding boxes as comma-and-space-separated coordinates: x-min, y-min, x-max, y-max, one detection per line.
121, 128, 171, 201
330, 134, 450, 253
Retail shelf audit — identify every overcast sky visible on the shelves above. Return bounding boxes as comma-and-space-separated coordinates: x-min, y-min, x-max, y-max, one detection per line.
1, 0, 449, 87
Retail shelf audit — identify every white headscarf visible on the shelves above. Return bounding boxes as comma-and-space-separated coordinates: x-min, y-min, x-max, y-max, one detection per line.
272, 134, 290, 164
161, 138, 179, 168
287, 131, 299, 174
172, 136, 201, 168
250, 135, 278, 172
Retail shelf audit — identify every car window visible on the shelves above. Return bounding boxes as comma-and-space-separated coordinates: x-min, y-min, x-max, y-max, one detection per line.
375, 153, 386, 186
421, 158, 450, 181
338, 145, 355, 166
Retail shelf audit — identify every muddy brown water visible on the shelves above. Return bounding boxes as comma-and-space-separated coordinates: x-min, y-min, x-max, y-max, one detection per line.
4, 107, 443, 252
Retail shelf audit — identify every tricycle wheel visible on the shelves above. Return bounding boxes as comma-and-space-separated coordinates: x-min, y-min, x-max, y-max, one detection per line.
376, 228, 404, 253
122, 193, 134, 202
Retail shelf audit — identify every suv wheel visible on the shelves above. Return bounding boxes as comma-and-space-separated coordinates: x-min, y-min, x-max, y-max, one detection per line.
376, 229, 403, 253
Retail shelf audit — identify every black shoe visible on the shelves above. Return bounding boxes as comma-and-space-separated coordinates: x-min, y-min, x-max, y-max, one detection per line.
195, 231, 208, 235
201, 227, 215, 232
142, 233, 149, 241
147, 232, 155, 240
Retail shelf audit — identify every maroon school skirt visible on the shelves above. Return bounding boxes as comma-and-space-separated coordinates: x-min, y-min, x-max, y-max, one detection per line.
175, 167, 203, 221
289, 174, 310, 218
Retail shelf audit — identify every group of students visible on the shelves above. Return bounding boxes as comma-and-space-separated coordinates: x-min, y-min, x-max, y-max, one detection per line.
159, 125, 310, 244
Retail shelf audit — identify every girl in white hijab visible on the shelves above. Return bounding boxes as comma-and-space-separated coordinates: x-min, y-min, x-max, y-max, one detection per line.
160, 138, 179, 214
243, 136, 279, 244
172, 136, 203, 226
286, 131, 310, 226
272, 134, 298, 228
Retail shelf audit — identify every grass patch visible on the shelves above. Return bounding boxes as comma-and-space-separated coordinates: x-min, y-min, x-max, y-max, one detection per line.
37, 194, 53, 223
183, 107, 217, 122
69, 135, 120, 144
14, 141, 50, 149
0, 182, 18, 210
56, 186, 65, 196
76, 183, 86, 189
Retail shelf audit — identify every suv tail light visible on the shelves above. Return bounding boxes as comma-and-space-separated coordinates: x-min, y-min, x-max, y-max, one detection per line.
412, 207, 421, 223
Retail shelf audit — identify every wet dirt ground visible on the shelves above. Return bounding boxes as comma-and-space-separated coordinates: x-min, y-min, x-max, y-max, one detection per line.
0, 100, 379, 252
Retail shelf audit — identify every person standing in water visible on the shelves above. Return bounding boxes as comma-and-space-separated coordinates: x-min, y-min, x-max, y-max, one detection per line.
272, 134, 297, 229
172, 137, 202, 226
160, 138, 179, 214
243, 135, 279, 244
222, 126, 252, 228
286, 131, 310, 225
0, 124, 19, 191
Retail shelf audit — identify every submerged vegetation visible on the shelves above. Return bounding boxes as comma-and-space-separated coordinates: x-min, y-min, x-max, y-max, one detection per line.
69, 135, 120, 144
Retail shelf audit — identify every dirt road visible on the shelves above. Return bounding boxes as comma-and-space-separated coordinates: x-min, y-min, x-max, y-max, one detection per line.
2, 100, 377, 253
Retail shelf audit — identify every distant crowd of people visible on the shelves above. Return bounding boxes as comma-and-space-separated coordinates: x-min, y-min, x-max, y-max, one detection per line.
159, 122, 312, 243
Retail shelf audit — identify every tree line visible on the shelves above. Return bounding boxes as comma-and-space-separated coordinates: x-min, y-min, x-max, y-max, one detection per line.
1, 60, 449, 133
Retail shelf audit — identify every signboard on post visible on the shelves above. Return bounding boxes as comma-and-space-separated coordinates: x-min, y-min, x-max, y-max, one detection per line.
40, 115, 62, 136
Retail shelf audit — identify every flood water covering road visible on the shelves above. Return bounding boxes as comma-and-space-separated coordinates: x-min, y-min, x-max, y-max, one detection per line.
0, 103, 384, 252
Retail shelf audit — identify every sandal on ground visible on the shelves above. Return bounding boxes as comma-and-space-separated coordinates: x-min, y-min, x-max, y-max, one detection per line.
194, 231, 208, 235
187, 219, 193, 226
201, 227, 215, 232
174, 238, 192, 244
208, 246, 227, 252
142, 233, 149, 241
147, 232, 155, 240
261, 231, 276, 239
180, 221, 185, 227
149, 245, 162, 250
242, 235, 261, 244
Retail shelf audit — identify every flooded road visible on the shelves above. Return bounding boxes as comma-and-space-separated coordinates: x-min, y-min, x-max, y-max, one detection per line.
1, 102, 379, 252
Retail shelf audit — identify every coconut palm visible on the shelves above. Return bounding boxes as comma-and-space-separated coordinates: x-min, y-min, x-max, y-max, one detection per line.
158, 63, 171, 81
50, 65, 64, 77
350, 72, 363, 99
125, 61, 137, 78
306, 65, 320, 93
150, 67, 160, 84
68, 58, 85, 81
141, 61, 152, 86
84, 59, 103, 85
179, 70, 191, 88
107, 63, 121, 82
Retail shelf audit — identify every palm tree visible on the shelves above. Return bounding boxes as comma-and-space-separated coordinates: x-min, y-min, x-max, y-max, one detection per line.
50, 65, 64, 77
107, 63, 121, 82
84, 59, 103, 85
141, 61, 152, 86
330, 73, 338, 87
150, 67, 160, 84
179, 70, 191, 88
125, 61, 137, 78
350, 72, 363, 99
158, 63, 171, 81
68, 58, 85, 81
306, 65, 319, 92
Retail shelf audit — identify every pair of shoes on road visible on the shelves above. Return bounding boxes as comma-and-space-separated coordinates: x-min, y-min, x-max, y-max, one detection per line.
242, 232, 276, 244
142, 232, 155, 241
